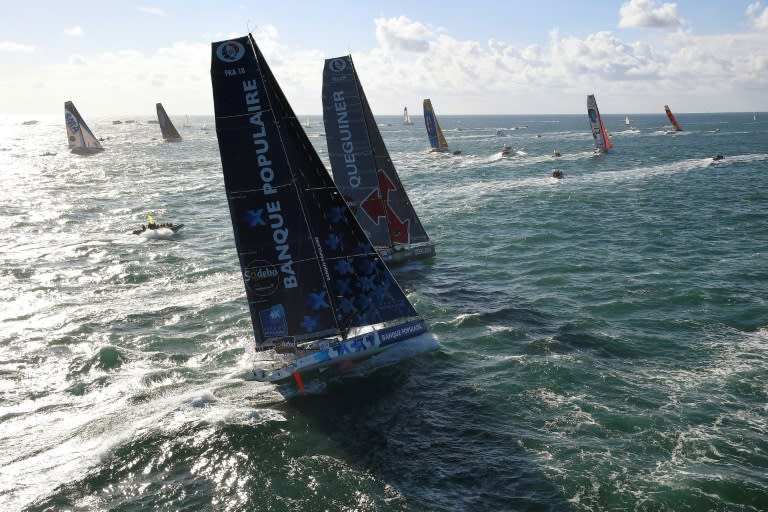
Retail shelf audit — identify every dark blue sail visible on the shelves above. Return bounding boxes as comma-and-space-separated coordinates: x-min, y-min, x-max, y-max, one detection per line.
322, 55, 434, 259
424, 105, 440, 149
322, 56, 391, 248
211, 35, 420, 350
423, 98, 449, 151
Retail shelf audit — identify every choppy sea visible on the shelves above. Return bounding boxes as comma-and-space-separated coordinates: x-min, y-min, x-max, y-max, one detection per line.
1, 111, 766, 511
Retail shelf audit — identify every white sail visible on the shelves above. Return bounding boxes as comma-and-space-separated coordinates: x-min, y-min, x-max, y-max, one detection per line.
625, 115, 630, 125
64, 101, 104, 155
403, 106, 413, 125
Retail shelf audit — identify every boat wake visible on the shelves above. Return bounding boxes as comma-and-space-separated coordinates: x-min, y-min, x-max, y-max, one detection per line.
140, 227, 175, 240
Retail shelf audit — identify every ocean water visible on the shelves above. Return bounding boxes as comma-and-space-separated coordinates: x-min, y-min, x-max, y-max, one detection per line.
1, 112, 766, 511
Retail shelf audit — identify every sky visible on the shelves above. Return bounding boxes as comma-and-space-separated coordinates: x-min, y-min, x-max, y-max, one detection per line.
1, 0, 767, 116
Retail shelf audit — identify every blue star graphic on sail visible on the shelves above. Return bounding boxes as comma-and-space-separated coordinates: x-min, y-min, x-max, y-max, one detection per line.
355, 310, 372, 325
354, 241, 373, 255
335, 278, 352, 295
339, 296, 356, 315
356, 294, 373, 311
371, 283, 389, 302
327, 206, 346, 224
358, 259, 376, 275
358, 275, 375, 292
307, 291, 330, 311
301, 315, 319, 332
335, 259, 354, 276
244, 209, 266, 227
325, 233, 343, 251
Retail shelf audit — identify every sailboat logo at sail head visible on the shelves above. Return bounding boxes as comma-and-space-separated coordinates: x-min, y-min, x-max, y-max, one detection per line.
216, 41, 245, 63
329, 58, 347, 73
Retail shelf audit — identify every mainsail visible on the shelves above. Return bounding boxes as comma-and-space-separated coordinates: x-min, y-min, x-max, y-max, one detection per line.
423, 98, 451, 152
64, 101, 104, 155
322, 55, 436, 265
587, 94, 613, 153
664, 105, 683, 131
156, 103, 182, 141
403, 106, 413, 125
210, 34, 429, 383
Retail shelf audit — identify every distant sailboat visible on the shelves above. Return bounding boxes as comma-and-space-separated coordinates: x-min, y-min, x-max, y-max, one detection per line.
753, 112, 759, 121
423, 98, 460, 154
664, 105, 683, 132
210, 34, 433, 385
625, 115, 631, 125
403, 106, 413, 125
156, 102, 182, 141
322, 55, 436, 265
64, 101, 104, 155
587, 94, 613, 154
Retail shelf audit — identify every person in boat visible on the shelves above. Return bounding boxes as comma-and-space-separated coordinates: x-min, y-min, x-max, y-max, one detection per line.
501, 145, 511, 157
146, 214, 157, 229
712, 153, 724, 161
552, 169, 564, 179
552, 148, 561, 157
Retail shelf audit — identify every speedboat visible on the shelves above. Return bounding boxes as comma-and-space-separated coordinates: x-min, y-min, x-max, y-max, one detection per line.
132, 223, 184, 239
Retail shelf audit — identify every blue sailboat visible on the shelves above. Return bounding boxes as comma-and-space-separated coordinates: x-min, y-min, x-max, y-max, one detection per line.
210, 34, 434, 385
423, 98, 460, 154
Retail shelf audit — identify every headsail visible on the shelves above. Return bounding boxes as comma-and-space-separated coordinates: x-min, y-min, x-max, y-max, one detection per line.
587, 94, 613, 153
64, 101, 104, 155
403, 106, 413, 125
210, 34, 429, 381
423, 98, 450, 152
664, 105, 682, 131
156, 102, 183, 141
322, 55, 435, 264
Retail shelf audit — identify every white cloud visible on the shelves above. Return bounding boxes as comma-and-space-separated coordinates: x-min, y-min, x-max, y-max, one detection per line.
375, 16, 433, 53
137, 6, 165, 16
6, 15, 768, 116
747, 2, 768, 29
64, 26, 83, 37
0, 41, 34, 53
619, 0, 683, 29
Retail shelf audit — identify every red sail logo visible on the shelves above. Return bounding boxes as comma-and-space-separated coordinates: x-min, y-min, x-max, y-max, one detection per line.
360, 170, 410, 244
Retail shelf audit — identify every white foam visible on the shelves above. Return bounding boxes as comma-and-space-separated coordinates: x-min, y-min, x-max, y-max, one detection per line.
140, 227, 175, 240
